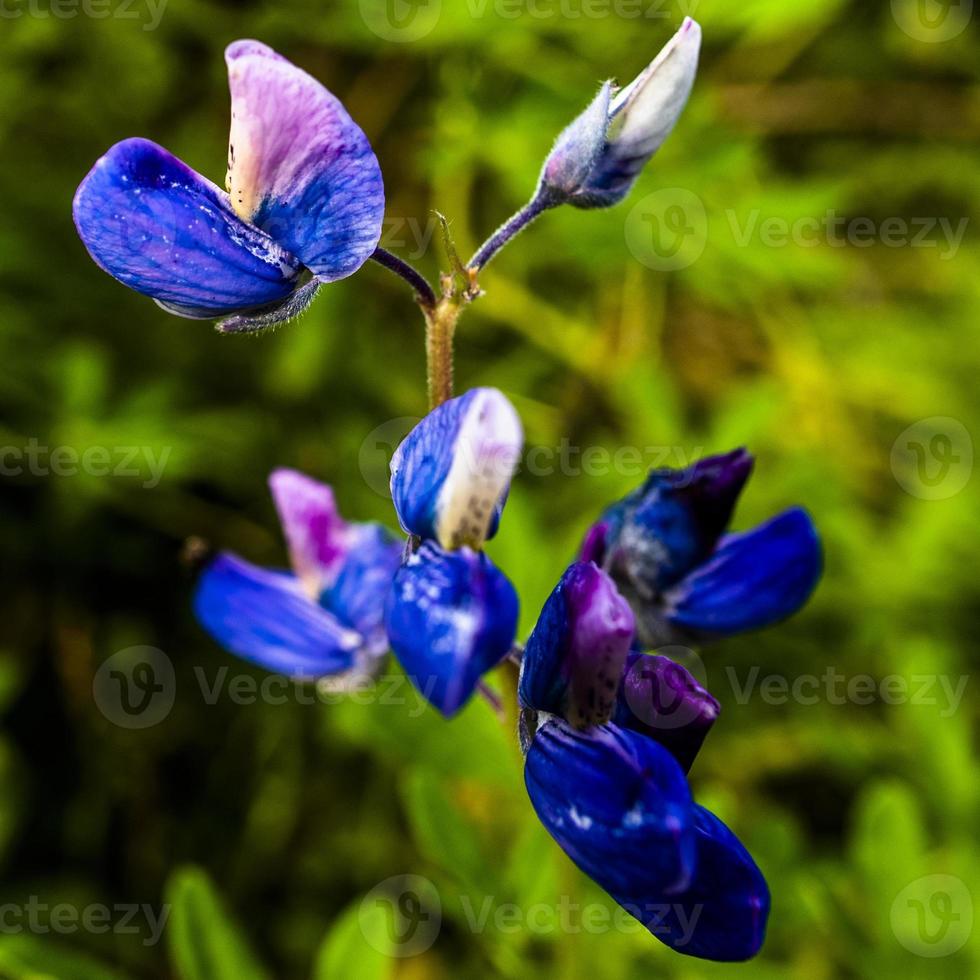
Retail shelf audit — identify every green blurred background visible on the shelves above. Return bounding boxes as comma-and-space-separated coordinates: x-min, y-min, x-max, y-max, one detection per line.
1, 0, 978, 977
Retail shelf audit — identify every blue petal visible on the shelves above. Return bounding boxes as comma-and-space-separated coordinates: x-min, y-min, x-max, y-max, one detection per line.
518, 561, 634, 728
73, 138, 303, 316
385, 542, 519, 716
193, 552, 362, 677
524, 720, 696, 899
612, 652, 719, 772
595, 449, 754, 594
663, 507, 821, 636
225, 41, 385, 282
390, 388, 522, 549
322, 523, 403, 655
630, 805, 769, 961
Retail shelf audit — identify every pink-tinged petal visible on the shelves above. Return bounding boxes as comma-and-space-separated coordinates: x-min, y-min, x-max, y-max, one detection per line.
268, 468, 352, 596
519, 561, 635, 729
73, 138, 302, 316
225, 40, 385, 282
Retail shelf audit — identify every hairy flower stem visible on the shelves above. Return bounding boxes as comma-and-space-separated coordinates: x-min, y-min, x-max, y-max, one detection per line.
369, 247, 437, 309
466, 193, 553, 272
424, 294, 462, 409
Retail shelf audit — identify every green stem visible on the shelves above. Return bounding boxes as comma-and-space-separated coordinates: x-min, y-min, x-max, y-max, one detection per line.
424, 295, 462, 409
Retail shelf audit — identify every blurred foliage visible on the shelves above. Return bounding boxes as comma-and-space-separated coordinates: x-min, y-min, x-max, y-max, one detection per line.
1, 0, 979, 977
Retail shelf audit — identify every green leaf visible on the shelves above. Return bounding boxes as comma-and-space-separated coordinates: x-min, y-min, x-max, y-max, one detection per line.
400, 769, 493, 896
312, 902, 392, 980
165, 866, 269, 980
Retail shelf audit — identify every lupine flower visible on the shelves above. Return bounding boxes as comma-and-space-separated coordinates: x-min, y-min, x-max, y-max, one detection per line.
580, 448, 822, 647
537, 17, 701, 209
73, 40, 384, 333
194, 468, 402, 685
519, 561, 769, 961
385, 388, 523, 715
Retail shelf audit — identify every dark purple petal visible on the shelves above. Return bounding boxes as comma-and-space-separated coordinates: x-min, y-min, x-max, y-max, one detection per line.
268, 469, 352, 596
524, 720, 696, 900
193, 552, 362, 677
225, 40, 384, 282
385, 542, 519, 716
390, 388, 522, 549
603, 448, 754, 595
663, 507, 821, 637
613, 652, 719, 772
518, 561, 634, 728
73, 138, 302, 316
322, 523, 403, 655
623, 805, 769, 961
579, 520, 609, 565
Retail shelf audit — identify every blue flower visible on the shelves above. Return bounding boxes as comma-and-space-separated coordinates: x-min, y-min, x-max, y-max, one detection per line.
194, 468, 402, 685
581, 448, 822, 647
195, 389, 523, 716
385, 541, 519, 717
73, 40, 384, 333
538, 17, 701, 209
385, 388, 523, 715
519, 563, 769, 961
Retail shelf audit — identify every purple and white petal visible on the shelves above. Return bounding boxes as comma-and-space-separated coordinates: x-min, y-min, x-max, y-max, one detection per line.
225, 40, 385, 282
73, 138, 302, 316
518, 561, 634, 728
268, 469, 353, 596
193, 552, 362, 678
390, 388, 523, 550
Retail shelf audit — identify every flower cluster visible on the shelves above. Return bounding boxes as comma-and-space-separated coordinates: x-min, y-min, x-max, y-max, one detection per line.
195, 388, 524, 716
73, 19, 826, 964
194, 390, 821, 963
518, 449, 820, 961
73, 40, 385, 333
